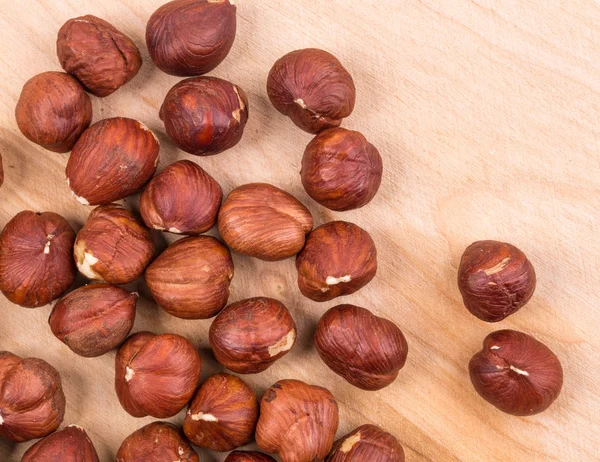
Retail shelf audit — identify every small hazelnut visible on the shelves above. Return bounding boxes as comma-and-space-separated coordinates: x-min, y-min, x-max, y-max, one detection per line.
267, 48, 356, 134
0, 211, 76, 307
326, 424, 405, 462
183, 373, 258, 451
115, 332, 202, 418
225, 451, 277, 462
21, 425, 100, 462
469, 329, 563, 416
458, 240, 536, 322
66, 117, 160, 205
296, 221, 377, 301
218, 183, 313, 261
15, 72, 92, 153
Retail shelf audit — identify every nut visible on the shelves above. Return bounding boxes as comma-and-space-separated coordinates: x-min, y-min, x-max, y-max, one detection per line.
57, 15, 142, 97
267, 48, 355, 134
458, 240, 536, 322
209, 297, 297, 374
146, 0, 237, 76
301, 128, 383, 211
183, 373, 258, 451
160, 77, 249, 156
0, 352, 65, 442
218, 183, 313, 261
256, 379, 339, 462
21, 425, 100, 462
469, 329, 563, 416
15, 72, 92, 153
145, 236, 234, 319
326, 424, 405, 462
296, 221, 377, 301
49, 283, 137, 357
66, 117, 160, 205
225, 451, 276, 462
0, 211, 76, 307
315, 305, 408, 391
115, 332, 202, 418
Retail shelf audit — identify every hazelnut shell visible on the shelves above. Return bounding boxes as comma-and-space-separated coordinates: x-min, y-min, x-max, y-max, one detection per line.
225, 451, 276, 462
326, 424, 405, 462
21, 425, 100, 462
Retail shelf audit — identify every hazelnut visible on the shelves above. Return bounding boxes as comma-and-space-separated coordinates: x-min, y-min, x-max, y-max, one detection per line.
66, 117, 160, 205
256, 379, 339, 462
225, 451, 276, 462
301, 128, 383, 211
458, 240, 536, 322
49, 283, 137, 357
115, 332, 202, 418
218, 183, 313, 261
326, 424, 405, 462
315, 305, 408, 391
15, 72, 92, 153
145, 236, 234, 319
21, 425, 100, 462
296, 221, 377, 301
146, 0, 237, 76
209, 297, 297, 374
469, 329, 563, 416
267, 48, 355, 134
0, 211, 76, 307
57, 15, 142, 97
0, 352, 65, 442
183, 373, 258, 451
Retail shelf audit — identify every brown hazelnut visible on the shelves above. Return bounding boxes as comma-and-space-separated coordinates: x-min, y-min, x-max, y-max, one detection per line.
21, 425, 100, 462
267, 48, 355, 134
15, 72, 92, 153
0, 352, 65, 442
0, 211, 76, 307
146, 0, 237, 76
469, 329, 563, 416
145, 236, 234, 319
57, 15, 142, 97
256, 379, 339, 462
458, 240, 536, 322
225, 451, 277, 462
326, 424, 405, 462
66, 117, 160, 205
218, 183, 313, 261
183, 373, 258, 451
49, 283, 137, 357
209, 297, 297, 374
296, 221, 377, 301
115, 332, 202, 418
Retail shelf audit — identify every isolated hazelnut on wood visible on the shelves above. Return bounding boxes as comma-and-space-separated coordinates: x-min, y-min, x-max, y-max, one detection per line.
21, 425, 100, 462
225, 451, 276, 462
327, 424, 405, 462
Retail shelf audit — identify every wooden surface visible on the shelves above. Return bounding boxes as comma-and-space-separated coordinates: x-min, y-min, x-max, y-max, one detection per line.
0, 1, 599, 460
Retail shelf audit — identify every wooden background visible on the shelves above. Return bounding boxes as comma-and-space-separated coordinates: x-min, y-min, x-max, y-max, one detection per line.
0, 0, 599, 460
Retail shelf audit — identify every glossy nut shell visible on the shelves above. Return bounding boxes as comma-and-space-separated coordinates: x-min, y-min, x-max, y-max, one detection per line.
326, 424, 405, 462
21, 425, 100, 462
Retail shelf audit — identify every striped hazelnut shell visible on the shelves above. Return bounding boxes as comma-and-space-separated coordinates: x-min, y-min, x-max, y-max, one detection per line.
327, 424, 405, 462
21, 425, 100, 462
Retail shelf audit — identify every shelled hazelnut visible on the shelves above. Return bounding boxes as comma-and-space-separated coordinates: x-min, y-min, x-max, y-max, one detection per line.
326, 424, 405, 462
21, 425, 100, 462
225, 451, 277, 462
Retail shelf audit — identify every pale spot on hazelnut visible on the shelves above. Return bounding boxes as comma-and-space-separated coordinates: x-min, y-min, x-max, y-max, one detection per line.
190, 412, 218, 422
509, 365, 529, 376
483, 257, 510, 276
490, 345, 500, 350
72, 19, 92, 23
75, 247, 101, 280
125, 366, 135, 382
72, 191, 90, 205
153, 225, 166, 231
119, 165, 128, 170
201, 265, 210, 272
268, 329, 296, 357
295, 98, 308, 109
232, 108, 242, 123
44, 234, 54, 254
0, 414, 3, 425
326, 275, 352, 286
168, 227, 182, 234
137, 121, 160, 145
487, 282, 497, 286
340, 432, 361, 453
67, 424, 85, 430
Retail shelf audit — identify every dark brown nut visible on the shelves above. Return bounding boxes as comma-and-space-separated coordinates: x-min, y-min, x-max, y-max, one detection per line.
209, 297, 297, 374
0, 352, 65, 442
21, 425, 100, 462
66, 117, 160, 205
218, 183, 313, 261
327, 424, 405, 462
469, 330, 563, 416
57, 15, 142, 97
145, 236, 234, 319
225, 451, 277, 462
115, 332, 202, 418
15, 72, 92, 153
296, 221, 377, 301
0, 211, 76, 307
458, 240, 536, 322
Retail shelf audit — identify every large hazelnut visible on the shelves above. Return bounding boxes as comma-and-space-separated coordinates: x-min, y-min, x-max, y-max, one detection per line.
225, 451, 276, 462
15, 72, 92, 153
57, 15, 142, 97
66, 117, 160, 205
209, 297, 297, 374
469, 329, 563, 416
21, 425, 100, 462
145, 236, 234, 319
296, 221, 377, 301
458, 240, 536, 322
183, 373, 258, 451
115, 332, 202, 418
267, 48, 355, 134
218, 183, 313, 261
326, 424, 405, 462
0, 211, 76, 307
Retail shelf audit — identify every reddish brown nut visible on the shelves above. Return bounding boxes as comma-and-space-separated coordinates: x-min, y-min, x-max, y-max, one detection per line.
225, 451, 277, 462
458, 240, 536, 322
0, 211, 76, 307
469, 330, 563, 416
327, 425, 405, 462
66, 118, 160, 205
15, 72, 92, 153
21, 425, 100, 462
115, 332, 202, 418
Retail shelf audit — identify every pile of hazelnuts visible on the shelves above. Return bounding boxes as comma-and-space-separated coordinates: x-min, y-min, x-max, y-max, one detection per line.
1, 1, 563, 461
